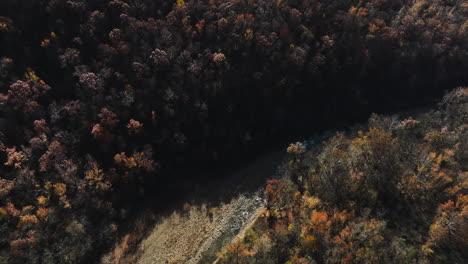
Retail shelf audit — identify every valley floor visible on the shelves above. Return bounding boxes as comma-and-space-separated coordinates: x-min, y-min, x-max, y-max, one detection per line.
102, 152, 285, 264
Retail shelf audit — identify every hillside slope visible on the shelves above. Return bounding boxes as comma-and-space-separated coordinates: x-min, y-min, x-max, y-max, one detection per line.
216, 88, 468, 264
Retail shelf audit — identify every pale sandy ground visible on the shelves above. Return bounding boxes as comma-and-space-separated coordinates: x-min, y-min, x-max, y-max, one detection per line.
137, 194, 264, 264
101, 151, 286, 264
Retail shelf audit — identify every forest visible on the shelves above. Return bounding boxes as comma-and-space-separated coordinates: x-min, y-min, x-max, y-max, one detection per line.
0, 0, 466, 263
217, 87, 468, 264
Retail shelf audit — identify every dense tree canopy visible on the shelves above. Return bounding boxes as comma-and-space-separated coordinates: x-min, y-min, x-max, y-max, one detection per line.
0, 0, 466, 263
218, 87, 468, 264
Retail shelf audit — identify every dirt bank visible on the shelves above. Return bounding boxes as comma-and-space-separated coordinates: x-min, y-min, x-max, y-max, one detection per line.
101, 150, 286, 264
136, 194, 264, 264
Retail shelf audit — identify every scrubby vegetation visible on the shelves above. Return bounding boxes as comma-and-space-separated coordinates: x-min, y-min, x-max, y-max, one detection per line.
217, 87, 468, 264
0, 0, 466, 263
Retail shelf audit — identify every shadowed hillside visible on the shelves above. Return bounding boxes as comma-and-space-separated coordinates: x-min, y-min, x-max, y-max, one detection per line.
217, 87, 468, 264
0, 0, 466, 263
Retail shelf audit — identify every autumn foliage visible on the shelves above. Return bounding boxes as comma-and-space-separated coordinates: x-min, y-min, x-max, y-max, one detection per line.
218, 88, 468, 264
0, 0, 466, 263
